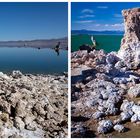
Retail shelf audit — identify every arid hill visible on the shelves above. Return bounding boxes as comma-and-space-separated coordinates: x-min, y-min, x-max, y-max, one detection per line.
0, 37, 68, 50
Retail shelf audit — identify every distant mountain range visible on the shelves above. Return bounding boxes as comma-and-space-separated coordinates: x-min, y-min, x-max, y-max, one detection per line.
72, 30, 124, 35
0, 37, 68, 50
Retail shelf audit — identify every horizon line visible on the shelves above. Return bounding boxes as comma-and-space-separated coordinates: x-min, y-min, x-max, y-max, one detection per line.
0, 36, 68, 42
71, 29, 124, 32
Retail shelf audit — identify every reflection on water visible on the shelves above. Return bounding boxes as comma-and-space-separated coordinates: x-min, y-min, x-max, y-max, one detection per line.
54, 42, 61, 56
54, 48, 60, 56
0, 47, 68, 74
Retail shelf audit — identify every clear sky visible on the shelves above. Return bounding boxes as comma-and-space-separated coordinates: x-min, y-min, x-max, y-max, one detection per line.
72, 2, 140, 31
0, 2, 68, 41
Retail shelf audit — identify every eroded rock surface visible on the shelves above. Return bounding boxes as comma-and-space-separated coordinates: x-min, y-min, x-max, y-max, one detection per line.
118, 8, 140, 68
0, 71, 68, 138
71, 49, 140, 137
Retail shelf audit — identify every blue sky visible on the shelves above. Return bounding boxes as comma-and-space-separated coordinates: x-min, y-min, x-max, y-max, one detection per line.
0, 2, 68, 41
72, 2, 140, 31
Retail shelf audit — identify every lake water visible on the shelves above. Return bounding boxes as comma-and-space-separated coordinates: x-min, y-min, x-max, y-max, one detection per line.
71, 34, 123, 53
0, 47, 68, 74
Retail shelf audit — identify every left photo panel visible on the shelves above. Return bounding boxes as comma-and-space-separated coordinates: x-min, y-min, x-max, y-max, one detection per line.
0, 2, 68, 138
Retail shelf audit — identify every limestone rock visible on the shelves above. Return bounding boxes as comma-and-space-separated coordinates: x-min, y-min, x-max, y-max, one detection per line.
33, 103, 46, 116
14, 117, 25, 130
97, 120, 113, 134
23, 116, 35, 125
113, 124, 126, 133
106, 52, 119, 65
106, 105, 119, 116
25, 123, 36, 131
12, 71, 23, 78
0, 100, 11, 114
0, 70, 68, 138
0, 72, 10, 80
120, 100, 134, 112
0, 113, 9, 122
120, 111, 133, 121
128, 84, 140, 98
15, 101, 27, 118
118, 8, 140, 68
92, 111, 105, 119
132, 105, 140, 115
131, 114, 140, 123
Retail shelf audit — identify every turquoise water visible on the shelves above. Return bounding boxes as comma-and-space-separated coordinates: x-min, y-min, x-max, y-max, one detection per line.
0, 47, 67, 74
71, 34, 123, 53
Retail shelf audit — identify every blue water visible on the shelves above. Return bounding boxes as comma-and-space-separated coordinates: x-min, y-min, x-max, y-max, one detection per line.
0, 47, 68, 74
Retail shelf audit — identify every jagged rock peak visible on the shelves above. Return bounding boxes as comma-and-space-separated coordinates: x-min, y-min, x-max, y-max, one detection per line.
121, 8, 140, 47
118, 8, 140, 68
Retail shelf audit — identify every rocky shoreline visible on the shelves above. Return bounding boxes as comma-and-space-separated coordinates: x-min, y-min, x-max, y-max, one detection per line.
0, 70, 68, 138
71, 8, 140, 138
71, 49, 140, 138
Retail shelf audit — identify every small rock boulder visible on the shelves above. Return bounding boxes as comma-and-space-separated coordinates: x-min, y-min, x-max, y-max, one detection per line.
105, 104, 119, 116
120, 100, 134, 112
0, 100, 11, 114
97, 120, 113, 134
0, 72, 10, 80
92, 111, 105, 119
15, 101, 27, 118
128, 84, 140, 98
14, 117, 25, 130
25, 123, 36, 131
33, 103, 46, 116
120, 111, 133, 121
113, 124, 126, 133
132, 105, 140, 116
131, 114, 140, 123
106, 52, 119, 65
12, 70, 23, 78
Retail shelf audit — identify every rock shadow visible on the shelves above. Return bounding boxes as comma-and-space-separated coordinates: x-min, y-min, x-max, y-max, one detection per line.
71, 116, 90, 122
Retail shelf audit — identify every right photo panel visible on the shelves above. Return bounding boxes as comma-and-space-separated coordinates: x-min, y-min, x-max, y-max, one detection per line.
71, 2, 140, 138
